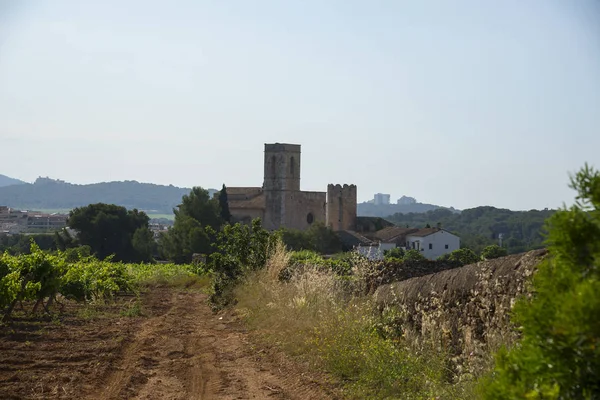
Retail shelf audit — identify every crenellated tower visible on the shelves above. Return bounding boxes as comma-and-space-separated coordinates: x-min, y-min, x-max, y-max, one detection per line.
326, 184, 357, 231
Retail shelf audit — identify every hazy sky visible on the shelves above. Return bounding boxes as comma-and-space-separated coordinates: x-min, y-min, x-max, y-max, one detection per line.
1, 1, 599, 210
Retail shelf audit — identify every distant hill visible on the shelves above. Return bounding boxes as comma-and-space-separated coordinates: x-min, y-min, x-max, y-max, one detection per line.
357, 202, 459, 217
0, 177, 218, 214
386, 206, 556, 255
0, 174, 26, 188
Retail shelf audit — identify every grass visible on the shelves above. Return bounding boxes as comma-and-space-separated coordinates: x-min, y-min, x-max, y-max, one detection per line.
233, 242, 477, 399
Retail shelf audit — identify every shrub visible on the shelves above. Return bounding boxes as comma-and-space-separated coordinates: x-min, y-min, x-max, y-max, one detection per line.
480, 245, 508, 260
439, 247, 479, 266
481, 164, 600, 399
403, 249, 426, 262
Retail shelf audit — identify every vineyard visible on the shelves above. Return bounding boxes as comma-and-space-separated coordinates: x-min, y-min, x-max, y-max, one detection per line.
0, 242, 202, 322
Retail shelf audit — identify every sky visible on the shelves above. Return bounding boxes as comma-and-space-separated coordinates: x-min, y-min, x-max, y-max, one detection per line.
0, 0, 599, 211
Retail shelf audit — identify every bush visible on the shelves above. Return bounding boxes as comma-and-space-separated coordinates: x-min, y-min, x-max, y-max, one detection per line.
480, 245, 508, 260
481, 164, 600, 399
403, 249, 426, 262
384, 247, 405, 260
439, 247, 479, 266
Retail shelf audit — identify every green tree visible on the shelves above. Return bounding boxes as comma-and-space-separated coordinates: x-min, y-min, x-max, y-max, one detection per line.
438, 247, 479, 266
218, 184, 232, 224
480, 244, 508, 260
159, 187, 222, 263
174, 187, 222, 230
403, 249, 426, 262
67, 203, 153, 262
482, 164, 600, 399
384, 247, 405, 260
158, 216, 212, 264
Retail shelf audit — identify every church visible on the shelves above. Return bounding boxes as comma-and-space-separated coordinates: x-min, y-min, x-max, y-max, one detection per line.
224, 143, 357, 232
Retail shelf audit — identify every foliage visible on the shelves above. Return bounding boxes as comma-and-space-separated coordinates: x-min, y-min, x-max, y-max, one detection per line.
68, 203, 154, 262
482, 164, 600, 399
439, 247, 480, 266
207, 218, 276, 308
0, 240, 204, 321
279, 222, 343, 254
0, 233, 58, 254
218, 184, 232, 224
403, 249, 426, 262
158, 216, 212, 264
174, 187, 222, 231
480, 244, 508, 260
387, 206, 555, 255
158, 187, 223, 263
384, 247, 405, 261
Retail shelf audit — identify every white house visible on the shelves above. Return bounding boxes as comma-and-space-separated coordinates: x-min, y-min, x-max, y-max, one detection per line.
355, 242, 397, 260
405, 228, 460, 260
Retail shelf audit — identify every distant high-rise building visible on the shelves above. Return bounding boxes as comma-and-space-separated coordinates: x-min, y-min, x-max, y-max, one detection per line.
397, 195, 417, 205
373, 193, 390, 205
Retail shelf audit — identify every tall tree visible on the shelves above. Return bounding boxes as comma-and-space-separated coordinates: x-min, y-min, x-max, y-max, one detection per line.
174, 187, 222, 230
67, 203, 154, 262
219, 184, 232, 224
159, 187, 223, 263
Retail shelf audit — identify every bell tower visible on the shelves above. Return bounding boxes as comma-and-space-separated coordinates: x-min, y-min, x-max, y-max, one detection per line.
263, 143, 301, 191
263, 143, 301, 230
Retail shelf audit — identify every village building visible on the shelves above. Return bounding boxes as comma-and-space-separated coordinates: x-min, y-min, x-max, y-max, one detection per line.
405, 227, 460, 260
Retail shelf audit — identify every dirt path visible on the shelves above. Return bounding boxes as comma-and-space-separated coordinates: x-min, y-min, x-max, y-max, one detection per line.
86, 288, 339, 400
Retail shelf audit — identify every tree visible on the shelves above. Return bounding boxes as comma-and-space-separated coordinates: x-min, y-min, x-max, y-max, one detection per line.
384, 247, 405, 260
482, 164, 600, 399
218, 184, 232, 224
159, 187, 223, 263
174, 187, 222, 230
67, 203, 154, 262
480, 244, 508, 260
158, 216, 212, 264
403, 249, 426, 262
438, 247, 479, 266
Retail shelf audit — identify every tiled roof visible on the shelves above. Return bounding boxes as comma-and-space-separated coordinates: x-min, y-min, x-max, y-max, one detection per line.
228, 193, 266, 210
225, 187, 263, 197
337, 230, 375, 247
369, 226, 419, 242
407, 228, 444, 237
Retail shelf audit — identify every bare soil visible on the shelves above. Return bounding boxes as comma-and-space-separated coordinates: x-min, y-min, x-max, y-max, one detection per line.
0, 287, 341, 400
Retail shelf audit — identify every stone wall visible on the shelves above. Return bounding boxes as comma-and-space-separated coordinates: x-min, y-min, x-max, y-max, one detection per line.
326, 184, 357, 231
284, 191, 326, 231
373, 249, 547, 377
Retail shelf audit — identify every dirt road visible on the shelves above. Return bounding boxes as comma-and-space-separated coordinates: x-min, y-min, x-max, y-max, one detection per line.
90, 288, 339, 400
1, 288, 340, 400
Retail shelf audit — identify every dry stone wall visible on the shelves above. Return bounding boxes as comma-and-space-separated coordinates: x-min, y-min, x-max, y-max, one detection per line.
373, 249, 548, 379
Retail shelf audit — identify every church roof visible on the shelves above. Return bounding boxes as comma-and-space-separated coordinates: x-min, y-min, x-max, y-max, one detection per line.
226, 187, 265, 210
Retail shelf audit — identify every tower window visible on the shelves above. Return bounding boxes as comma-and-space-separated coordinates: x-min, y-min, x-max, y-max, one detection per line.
290, 156, 295, 175
307, 213, 314, 224
270, 155, 276, 177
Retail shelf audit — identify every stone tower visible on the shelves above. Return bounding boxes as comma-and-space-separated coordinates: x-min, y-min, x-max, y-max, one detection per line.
263, 143, 301, 230
326, 184, 357, 231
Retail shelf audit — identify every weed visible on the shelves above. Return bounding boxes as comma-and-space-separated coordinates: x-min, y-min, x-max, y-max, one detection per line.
120, 298, 144, 317
234, 242, 471, 399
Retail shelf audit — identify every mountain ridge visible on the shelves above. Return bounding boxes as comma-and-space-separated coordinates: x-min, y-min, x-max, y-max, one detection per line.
0, 174, 26, 188
0, 176, 218, 214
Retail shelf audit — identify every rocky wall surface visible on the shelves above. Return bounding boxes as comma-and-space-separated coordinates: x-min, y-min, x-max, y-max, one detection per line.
373, 249, 548, 379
